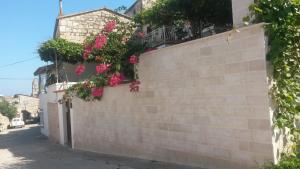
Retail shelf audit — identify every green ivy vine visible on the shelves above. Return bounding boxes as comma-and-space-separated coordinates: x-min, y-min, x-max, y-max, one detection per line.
247, 0, 300, 149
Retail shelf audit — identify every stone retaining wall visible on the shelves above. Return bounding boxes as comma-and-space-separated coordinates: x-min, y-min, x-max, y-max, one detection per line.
0, 114, 10, 132
71, 24, 281, 169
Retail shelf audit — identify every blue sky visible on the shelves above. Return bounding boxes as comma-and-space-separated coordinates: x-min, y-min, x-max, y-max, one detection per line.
0, 0, 135, 96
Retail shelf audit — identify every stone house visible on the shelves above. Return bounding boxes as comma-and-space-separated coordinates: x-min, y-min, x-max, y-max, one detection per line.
38, 1, 292, 169
34, 8, 132, 89
6, 95, 39, 121
36, 7, 131, 144
13, 94, 39, 119
54, 8, 131, 43
0, 94, 38, 123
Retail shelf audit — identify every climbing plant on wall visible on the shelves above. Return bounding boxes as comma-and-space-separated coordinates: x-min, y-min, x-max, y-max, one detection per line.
38, 19, 147, 101
246, 0, 300, 150
66, 20, 146, 101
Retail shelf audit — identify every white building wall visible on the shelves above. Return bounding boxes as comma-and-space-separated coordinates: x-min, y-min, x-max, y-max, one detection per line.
232, 0, 254, 27
39, 93, 49, 137
40, 83, 76, 145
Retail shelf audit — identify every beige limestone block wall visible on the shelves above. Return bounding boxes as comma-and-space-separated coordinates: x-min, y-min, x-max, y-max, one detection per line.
232, 0, 254, 27
71, 24, 276, 169
56, 9, 131, 44
0, 114, 10, 131
16, 95, 39, 117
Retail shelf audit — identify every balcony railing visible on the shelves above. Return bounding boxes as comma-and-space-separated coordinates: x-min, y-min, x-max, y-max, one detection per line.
142, 25, 232, 48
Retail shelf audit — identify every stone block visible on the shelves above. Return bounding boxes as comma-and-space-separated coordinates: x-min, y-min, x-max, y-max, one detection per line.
248, 119, 271, 130
239, 141, 273, 154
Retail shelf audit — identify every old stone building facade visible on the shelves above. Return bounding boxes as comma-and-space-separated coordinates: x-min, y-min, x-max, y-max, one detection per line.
125, 0, 157, 17
0, 95, 39, 122
54, 8, 131, 43
13, 95, 39, 118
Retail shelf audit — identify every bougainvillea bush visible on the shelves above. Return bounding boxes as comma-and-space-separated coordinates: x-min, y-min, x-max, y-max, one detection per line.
66, 19, 147, 101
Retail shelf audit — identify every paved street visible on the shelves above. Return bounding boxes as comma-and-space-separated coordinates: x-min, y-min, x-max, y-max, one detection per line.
0, 125, 200, 169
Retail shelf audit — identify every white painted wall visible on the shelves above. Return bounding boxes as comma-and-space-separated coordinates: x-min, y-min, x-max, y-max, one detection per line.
39, 82, 76, 146
232, 0, 254, 27
39, 93, 49, 137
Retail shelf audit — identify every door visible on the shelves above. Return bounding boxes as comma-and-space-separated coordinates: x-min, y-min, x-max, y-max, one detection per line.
47, 102, 60, 143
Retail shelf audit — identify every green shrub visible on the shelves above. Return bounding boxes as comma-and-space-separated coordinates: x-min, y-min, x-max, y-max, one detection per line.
0, 99, 17, 120
38, 38, 84, 64
248, 0, 300, 144
264, 154, 300, 169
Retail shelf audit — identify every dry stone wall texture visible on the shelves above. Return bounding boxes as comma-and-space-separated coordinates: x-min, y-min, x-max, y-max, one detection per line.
56, 9, 131, 43
0, 114, 10, 132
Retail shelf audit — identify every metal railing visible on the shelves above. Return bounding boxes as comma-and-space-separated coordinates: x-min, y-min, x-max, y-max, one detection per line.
143, 25, 232, 48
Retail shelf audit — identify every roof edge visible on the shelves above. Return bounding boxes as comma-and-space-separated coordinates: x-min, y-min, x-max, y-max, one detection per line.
57, 7, 132, 20
125, 0, 140, 15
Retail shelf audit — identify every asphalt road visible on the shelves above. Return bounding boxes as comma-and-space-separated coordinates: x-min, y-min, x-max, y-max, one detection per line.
0, 125, 201, 169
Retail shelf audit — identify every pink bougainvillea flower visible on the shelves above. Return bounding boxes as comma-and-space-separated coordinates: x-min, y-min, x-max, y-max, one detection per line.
83, 45, 93, 60
91, 87, 104, 97
109, 73, 124, 87
94, 35, 107, 49
75, 64, 86, 76
129, 55, 138, 64
96, 64, 111, 74
137, 32, 145, 38
129, 80, 141, 92
104, 20, 116, 33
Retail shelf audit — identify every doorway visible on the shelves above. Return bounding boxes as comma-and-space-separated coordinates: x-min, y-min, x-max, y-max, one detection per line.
65, 100, 72, 146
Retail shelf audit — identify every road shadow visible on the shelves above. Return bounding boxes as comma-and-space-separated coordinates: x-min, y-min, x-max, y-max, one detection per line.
0, 126, 202, 169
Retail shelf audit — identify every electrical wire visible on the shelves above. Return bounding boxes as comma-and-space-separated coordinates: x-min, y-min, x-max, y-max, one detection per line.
0, 78, 33, 81
0, 57, 39, 69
